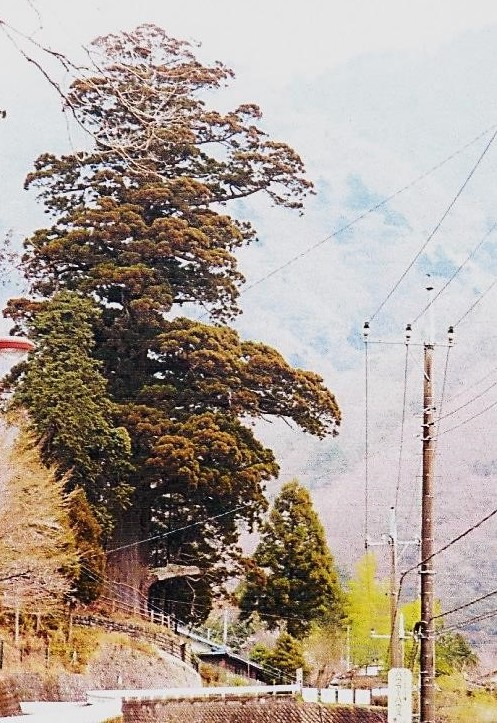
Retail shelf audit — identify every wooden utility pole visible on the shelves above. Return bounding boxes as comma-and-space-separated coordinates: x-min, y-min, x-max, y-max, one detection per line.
420, 284, 435, 723
388, 508, 402, 669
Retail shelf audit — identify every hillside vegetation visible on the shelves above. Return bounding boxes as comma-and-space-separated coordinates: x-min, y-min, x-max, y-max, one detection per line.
0, 622, 199, 702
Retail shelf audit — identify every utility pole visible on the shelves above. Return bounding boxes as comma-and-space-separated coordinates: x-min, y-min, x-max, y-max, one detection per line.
367, 505, 418, 670
388, 507, 402, 669
345, 625, 351, 671
419, 357, 435, 719
371, 611, 408, 666
419, 282, 435, 723
419, 282, 440, 723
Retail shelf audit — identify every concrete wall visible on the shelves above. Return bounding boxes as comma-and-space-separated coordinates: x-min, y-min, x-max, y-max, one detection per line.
122, 694, 387, 723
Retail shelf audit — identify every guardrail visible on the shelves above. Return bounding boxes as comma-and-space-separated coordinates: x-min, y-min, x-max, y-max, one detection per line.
87, 683, 300, 704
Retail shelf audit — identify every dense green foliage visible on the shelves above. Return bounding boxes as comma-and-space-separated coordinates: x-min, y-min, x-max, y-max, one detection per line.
240, 480, 345, 638
7, 25, 341, 620
67, 488, 106, 605
10, 292, 132, 529
250, 632, 307, 681
270, 632, 307, 679
21, 24, 314, 324
436, 631, 478, 675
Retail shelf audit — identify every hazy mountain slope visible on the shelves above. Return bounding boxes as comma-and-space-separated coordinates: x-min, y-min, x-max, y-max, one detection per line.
230, 29, 497, 651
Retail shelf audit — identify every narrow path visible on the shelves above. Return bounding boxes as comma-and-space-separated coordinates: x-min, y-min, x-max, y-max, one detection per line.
0, 699, 122, 722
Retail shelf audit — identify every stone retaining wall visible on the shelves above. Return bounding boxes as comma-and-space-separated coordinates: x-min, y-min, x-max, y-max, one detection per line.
122, 695, 387, 723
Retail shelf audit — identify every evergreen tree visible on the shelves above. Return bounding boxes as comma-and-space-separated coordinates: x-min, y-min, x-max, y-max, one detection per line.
240, 480, 344, 638
249, 632, 306, 682
10, 291, 132, 530
270, 632, 307, 680
436, 631, 478, 675
7, 26, 341, 618
67, 488, 106, 605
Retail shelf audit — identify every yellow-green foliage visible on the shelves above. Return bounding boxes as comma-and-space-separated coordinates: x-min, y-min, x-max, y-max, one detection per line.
436, 674, 497, 722
346, 554, 457, 672
0, 421, 79, 612
14, 624, 160, 674
49, 626, 102, 672
345, 553, 390, 666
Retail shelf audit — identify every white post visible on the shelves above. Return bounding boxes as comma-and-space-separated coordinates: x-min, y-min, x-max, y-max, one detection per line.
223, 608, 228, 646
388, 668, 412, 723
296, 667, 304, 690
345, 625, 351, 671
14, 604, 20, 646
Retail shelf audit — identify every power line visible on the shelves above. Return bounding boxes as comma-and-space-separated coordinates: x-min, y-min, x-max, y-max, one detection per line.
398, 504, 497, 593
431, 588, 497, 622
437, 378, 497, 423
393, 504, 497, 630
81, 561, 328, 626
449, 364, 497, 403
370, 127, 497, 322
242, 123, 497, 298
434, 338, 452, 436
435, 398, 497, 439
389, 502, 497, 676
106, 505, 247, 555
411, 222, 497, 325
454, 276, 497, 327
5, 16, 497, 318
442, 607, 497, 633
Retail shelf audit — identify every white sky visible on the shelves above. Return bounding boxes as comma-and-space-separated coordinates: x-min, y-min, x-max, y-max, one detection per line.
4, 1, 497, 82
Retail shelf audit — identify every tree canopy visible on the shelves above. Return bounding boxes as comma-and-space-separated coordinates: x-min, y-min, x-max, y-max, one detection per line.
10, 291, 132, 530
67, 488, 106, 605
0, 420, 79, 615
240, 480, 345, 638
7, 25, 341, 619
345, 553, 390, 666
250, 631, 307, 681
22, 24, 313, 322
